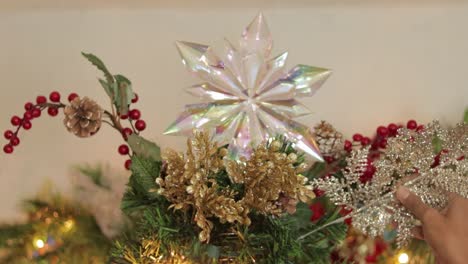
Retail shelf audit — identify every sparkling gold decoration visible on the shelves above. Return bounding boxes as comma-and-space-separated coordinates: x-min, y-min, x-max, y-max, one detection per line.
158, 132, 249, 242
122, 236, 191, 264
157, 132, 315, 242
225, 140, 315, 216
63, 96, 103, 138
312, 121, 467, 247
313, 121, 344, 158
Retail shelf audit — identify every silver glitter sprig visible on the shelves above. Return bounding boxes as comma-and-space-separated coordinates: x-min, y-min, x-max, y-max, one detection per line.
303, 121, 467, 247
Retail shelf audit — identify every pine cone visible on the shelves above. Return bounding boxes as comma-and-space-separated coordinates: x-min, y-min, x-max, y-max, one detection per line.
63, 96, 103, 138
313, 121, 344, 158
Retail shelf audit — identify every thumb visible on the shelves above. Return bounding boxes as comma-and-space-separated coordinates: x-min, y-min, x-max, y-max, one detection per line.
396, 186, 444, 225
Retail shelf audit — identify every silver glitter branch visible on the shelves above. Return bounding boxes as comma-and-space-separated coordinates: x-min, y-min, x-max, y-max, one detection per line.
307, 121, 467, 247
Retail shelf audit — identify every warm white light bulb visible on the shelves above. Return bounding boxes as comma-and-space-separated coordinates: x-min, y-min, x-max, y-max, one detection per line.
64, 219, 74, 231
35, 239, 45, 249
398, 252, 409, 264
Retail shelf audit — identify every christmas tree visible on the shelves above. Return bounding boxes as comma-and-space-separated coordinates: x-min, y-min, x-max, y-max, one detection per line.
0, 165, 128, 263
2, 13, 466, 264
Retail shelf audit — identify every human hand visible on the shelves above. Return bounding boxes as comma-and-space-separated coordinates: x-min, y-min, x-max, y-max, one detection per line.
396, 186, 468, 264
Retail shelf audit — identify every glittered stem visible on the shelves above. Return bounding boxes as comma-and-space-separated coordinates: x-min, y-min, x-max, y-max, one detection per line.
298, 175, 426, 241
297, 214, 348, 240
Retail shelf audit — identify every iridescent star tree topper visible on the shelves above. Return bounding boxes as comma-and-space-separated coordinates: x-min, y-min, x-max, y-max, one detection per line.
165, 14, 331, 161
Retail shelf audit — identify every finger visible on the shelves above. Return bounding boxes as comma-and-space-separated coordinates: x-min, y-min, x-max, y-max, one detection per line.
411, 226, 424, 240
447, 192, 466, 203
395, 186, 444, 225
446, 192, 468, 220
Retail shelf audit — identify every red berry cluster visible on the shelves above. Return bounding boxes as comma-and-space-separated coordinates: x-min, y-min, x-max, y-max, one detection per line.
118, 93, 146, 170
4, 89, 146, 171
312, 119, 423, 223
344, 119, 422, 183
3, 91, 66, 154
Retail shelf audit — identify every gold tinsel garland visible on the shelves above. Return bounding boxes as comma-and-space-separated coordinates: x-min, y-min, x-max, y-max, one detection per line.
122, 236, 191, 264
156, 132, 315, 243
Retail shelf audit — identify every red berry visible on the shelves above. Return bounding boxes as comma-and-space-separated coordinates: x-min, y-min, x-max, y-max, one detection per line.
370, 140, 380, 150
352, 133, 363, 142
3, 144, 13, 154
118, 144, 129, 155
11, 116, 22, 126
122, 128, 133, 140
407, 120, 417, 130
49, 91, 61, 102
309, 202, 325, 222
313, 188, 325, 197
32, 108, 41, 118
22, 121, 32, 130
23, 111, 33, 120
68, 93, 78, 102
131, 93, 139, 103
122, 128, 133, 136
344, 140, 352, 152
10, 137, 20, 146
124, 159, 132, 170
339, 206, 353, 225
361, 137, 371, 146
376, 126, 388, 137
416, 125, 424, 132
129, 109, 141, 120
24, 102, 34, 111
344, 217, 352, 225
387, 123, 398, 136
431, 154, 441, 168
369, 152, 381, 160
36, 95, 47, 104
324, 156, 335, 163
47, 107, 59, 117
4, 130, 14, 140
120, 114, 128, 120
135, 120, 146, 131
339, 206, 352, 216
379, 138, 387, 149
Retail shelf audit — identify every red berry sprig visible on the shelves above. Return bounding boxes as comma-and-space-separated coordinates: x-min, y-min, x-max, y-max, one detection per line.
111, 93, 146, 170
342, 119, 424, 183
124, 159, 132, 170
3, 91, 66, 154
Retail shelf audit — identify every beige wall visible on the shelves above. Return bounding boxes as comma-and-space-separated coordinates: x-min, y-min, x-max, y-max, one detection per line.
0, 2, 467, 219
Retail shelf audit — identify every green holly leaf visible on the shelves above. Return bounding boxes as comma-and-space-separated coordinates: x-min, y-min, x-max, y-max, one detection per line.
82, 52, 136, 115
432, 135, 443, 154
82, 52, 114, 84
464, 108, 468, 123
121, 154, 161, 212
130, 155, 160, 191
127, 134, 161, 162
114, 74, 134, 115
98, 79, 115, 99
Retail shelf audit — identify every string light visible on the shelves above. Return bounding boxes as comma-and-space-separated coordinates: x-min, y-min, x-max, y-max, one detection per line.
398, 252, 409, 264
63, 219, 74, 231
35, 239, 45, 249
